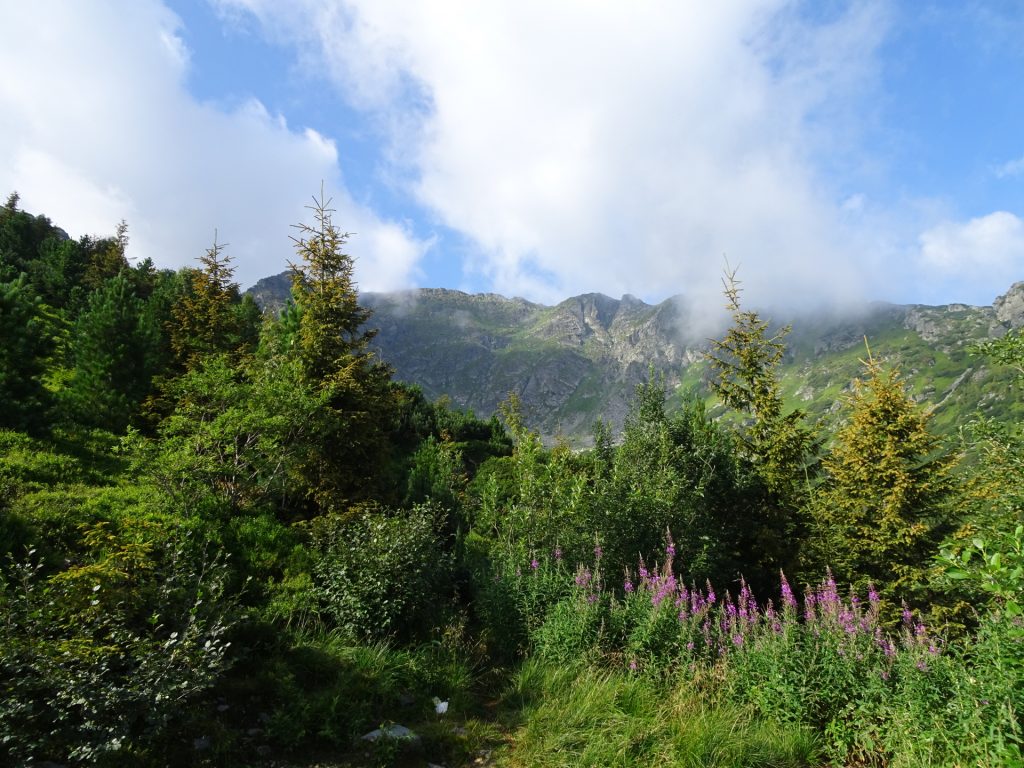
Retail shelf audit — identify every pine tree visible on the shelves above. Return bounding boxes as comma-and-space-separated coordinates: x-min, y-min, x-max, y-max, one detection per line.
807, 350, 953, 602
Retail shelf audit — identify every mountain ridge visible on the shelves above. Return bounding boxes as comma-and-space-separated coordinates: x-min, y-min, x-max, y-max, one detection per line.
247, 273, 1024, 442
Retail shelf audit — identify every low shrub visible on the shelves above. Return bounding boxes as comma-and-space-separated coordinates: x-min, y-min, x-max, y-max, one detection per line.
310, 504, 453, 641
0, 523, 241, 766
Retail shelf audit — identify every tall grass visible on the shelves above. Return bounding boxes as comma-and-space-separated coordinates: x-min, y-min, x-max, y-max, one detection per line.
499, 658, 818, 767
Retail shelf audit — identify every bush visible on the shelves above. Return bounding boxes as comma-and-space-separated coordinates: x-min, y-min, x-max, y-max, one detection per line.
310, 504, 453, 641
0, 525, 241, 765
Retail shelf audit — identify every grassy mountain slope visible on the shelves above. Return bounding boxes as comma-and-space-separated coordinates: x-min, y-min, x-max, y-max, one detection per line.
248, 273, 1024, 442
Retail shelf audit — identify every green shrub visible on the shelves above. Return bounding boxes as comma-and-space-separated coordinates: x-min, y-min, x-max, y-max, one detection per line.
471, 541, 576, 661
0, 525, 241, 765
310, 504, 453, 641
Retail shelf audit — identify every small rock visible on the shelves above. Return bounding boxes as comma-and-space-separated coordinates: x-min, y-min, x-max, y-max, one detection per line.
193, 736, 211, 751
361, 723, 420, 744
256, 744, 272, 757
246, 727, 263, 736
216, 703, 230, 712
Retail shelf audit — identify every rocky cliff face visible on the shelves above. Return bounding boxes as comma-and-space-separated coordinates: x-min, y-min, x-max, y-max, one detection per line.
248, 274, 1024, 442
994, 282, 1024, 329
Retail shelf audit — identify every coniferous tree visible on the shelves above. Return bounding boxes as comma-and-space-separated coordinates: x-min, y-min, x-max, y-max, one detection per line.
286, 189, 394, 511
288, 191, 375, 383
81, 225, 130, 293
169, 234, 253, 369
66, 273, 159, 432
806, 352, 953, 604
0, 194, 67, 285
707, 268, 816, 505
706, 268, 816, 581
0, 274, 54, 430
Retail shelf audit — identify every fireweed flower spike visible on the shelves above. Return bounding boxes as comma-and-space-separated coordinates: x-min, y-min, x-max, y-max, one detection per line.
780, 571, 798, 613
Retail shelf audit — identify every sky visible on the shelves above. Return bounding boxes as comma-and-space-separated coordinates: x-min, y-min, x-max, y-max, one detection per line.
1, 1, 1023, 312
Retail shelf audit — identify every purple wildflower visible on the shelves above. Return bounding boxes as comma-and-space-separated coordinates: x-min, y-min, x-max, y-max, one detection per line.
594, 544, 603, 561
624, 579, 634, 594
554, 546, 563, 562
805, 591, 817, 622
780, 572, 797, 610
530, 558, 539, 571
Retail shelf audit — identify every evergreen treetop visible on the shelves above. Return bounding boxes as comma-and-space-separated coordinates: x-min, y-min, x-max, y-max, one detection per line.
288, 189, 375, 385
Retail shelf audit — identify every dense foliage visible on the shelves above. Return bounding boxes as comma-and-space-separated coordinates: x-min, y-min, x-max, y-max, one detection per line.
0, 194, 1021, 766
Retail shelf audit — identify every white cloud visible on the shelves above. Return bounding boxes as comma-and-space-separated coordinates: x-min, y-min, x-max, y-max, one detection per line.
917, 212, 1024, 300
218, 0, 889, 309
994, 156, 1024, 179
0, 0, 428, 290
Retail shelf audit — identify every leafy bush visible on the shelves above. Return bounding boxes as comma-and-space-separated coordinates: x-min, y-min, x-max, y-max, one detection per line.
0, 525, 241, 765
471, 540, 580, 662
310, 504, 453, 641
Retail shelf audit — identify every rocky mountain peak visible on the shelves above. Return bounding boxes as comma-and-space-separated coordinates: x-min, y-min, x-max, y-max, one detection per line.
245, 277, 1024, 442
994, 282, 1024, 329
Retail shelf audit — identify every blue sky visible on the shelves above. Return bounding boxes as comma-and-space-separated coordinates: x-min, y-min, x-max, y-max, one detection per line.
1, 1, 1022, 312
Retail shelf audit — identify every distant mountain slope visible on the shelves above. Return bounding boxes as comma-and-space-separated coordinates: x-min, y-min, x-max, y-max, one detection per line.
247, 273, 1024, 442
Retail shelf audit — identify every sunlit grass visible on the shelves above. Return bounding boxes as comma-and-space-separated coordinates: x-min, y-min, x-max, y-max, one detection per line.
496, 659, 819, 768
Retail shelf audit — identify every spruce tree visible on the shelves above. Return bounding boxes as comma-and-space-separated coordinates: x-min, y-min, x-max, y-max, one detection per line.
706, 267, 816, 582
81, 223, 130, 292
0, 274, 54, 430
66, 273, 158, 432
286, 189, 393, 511
288, 190, 375, 384
807, 351, 953, 603
169, 233, 250, 369
707, 267, 815, 504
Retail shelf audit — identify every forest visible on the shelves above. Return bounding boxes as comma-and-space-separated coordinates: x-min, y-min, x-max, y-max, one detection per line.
1, 190, 1022, 767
